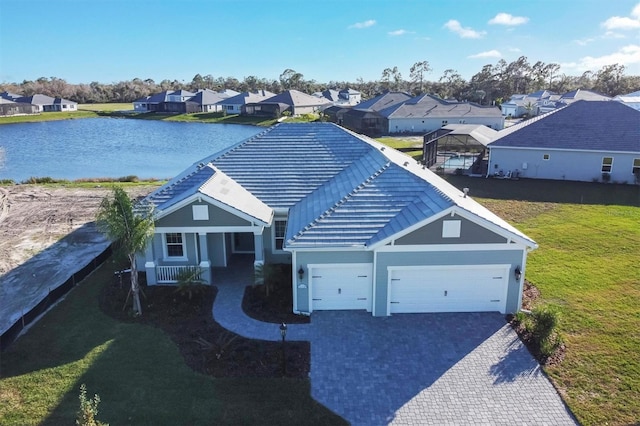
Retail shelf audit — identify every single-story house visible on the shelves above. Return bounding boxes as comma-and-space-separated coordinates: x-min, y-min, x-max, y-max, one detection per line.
488, 100, 640, 183
189, 89, 238, 113
0, 98, 39, 116
341, 91, 411, 135
379, 94, 504, 134
138, 123, 537, 316
217, 90, 275, 115
244, 89, 331, 117
14, 94, 77, 112
313, 88, 362, 106
614, 90, 640, 111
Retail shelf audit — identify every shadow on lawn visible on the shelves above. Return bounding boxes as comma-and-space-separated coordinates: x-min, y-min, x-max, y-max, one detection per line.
444, 175, 640, 207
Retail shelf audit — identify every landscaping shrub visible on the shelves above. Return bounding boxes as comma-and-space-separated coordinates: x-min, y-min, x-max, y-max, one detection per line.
514, 304, 563, 361
76, 384, 108, 426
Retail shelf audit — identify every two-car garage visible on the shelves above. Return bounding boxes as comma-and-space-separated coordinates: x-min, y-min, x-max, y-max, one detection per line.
306, 263, 511, 315
388, 265, 510, 314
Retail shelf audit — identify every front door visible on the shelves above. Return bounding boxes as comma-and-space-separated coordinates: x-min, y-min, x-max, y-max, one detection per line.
233, 232, 255, 253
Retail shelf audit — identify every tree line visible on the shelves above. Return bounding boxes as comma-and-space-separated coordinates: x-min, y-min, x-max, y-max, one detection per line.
1, 57, 638, 105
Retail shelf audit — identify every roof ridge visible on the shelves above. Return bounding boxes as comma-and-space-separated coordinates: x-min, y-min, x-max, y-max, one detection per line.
293, 162, 391, 239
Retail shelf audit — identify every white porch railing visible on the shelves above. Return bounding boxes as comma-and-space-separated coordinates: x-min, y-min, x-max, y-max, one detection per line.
156, 265, 205, 284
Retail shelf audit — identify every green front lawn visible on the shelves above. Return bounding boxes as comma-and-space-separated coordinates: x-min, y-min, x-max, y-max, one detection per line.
0, 264, 344, 425
476, 199, 640, 425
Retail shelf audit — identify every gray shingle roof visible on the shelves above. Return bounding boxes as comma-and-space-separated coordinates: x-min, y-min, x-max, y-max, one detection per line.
355, 91, 411, 112
379, 94, 502, 119
489, 100, 640, 152
258, 90, 331, 108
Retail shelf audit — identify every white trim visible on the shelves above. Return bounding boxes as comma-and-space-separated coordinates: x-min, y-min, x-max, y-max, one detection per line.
488, 145, 640, 155
156, 225, 263, 234
154, 192, 272, 226
375, 242, 525, 252
307, 263, 374, 314
292, 252, 299, 314
516, 250, 528, 313
386, 264, 510, 315
162, 232, 187, 261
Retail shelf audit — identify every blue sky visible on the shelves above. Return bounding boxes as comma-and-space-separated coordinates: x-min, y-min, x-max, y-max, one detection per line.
1, 0, 639, 85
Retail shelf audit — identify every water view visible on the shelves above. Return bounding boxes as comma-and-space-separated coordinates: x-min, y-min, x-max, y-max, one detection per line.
0, 118, 261, 181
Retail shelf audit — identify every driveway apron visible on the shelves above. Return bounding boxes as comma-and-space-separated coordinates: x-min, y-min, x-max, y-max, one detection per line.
212, 259, 577, 425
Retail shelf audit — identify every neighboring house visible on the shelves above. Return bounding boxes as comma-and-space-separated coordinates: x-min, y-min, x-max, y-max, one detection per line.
217, 90, 275, 115
488, 101, 640, 183
133, 89, 226, 113
501, 89, 611, 118
379, 94, 504, 134
189, 89, 238, 113
0, 98, 39, 116
245, 89, 331, 117
341, 91, 412, 135
314, 88, 362, 106
138, 122, 537, 317
613, 90, 640, 111
13, 94, 77, 112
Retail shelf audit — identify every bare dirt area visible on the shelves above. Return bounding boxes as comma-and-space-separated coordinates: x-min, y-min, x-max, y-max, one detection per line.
0, 185, 156, 275
0, 184, 158, 336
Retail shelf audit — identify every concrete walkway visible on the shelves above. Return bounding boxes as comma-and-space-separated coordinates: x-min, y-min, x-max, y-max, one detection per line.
212, 257, 577, 426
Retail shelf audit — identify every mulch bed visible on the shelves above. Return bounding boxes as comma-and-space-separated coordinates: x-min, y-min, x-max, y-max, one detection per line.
99, 273, 309, 378
507, 280, 566, 367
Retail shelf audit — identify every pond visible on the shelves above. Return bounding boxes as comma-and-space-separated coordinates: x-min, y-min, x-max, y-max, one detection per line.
0, 118, 261, 181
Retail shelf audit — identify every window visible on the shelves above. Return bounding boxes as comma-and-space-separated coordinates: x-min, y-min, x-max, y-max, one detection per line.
165, 233, 185, 258
441, 120, 448, 126
274, 220, 287, 250
601, 157, 613, 173
632, 158, 640, 175
543, 154, 550, 160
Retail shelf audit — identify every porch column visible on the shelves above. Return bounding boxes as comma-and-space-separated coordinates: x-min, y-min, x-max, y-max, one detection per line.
198, 232, 211, 285
144, 238, 157, 285
253, 229, 264, 263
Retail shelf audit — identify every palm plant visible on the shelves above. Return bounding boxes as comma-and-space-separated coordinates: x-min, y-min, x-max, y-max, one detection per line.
96, 187, 155, 315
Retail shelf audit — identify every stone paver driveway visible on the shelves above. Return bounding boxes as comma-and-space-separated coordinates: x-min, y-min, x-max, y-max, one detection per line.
213, 260, 577, 426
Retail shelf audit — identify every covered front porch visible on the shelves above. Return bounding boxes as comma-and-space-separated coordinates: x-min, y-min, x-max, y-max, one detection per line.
143, 230, 265, 285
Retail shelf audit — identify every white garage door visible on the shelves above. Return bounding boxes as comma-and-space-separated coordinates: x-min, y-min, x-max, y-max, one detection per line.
310, 264, 373, 311
389, 265, 509, 314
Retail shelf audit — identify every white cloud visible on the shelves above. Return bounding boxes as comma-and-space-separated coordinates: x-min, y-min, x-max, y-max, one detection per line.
388, 29, 411, 36
563, 44, 640, 71
488, 13, 529, 26
601, 3, 640, 30
468, 50, 502, 59
574, 37, 596, 46
443, 20, 486, 39
348, 19, 376, 29
603, 31, 626, 39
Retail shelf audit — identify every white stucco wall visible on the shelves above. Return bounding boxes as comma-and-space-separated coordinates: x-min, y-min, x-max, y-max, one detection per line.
388, 116, 504, 134
488, 147, 640, 183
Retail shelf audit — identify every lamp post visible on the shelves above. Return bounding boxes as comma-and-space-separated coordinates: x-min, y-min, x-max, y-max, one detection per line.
280, 322, 287, 375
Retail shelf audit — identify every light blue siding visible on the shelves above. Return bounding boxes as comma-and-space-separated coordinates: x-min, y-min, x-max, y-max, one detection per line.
489, 148, 639, 184
374, 250, 524, 316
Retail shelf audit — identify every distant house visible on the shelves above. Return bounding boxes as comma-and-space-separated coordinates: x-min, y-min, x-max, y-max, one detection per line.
133, 89, 207, 113
189, 89, 238, 113
245, 89, 331, 117
217, 90, 275, 115
0, 98, 39, 116
11, 94, 78, 112
501, 89, 611, 118
613, 90, 640, 111
341, 91, 411, 135
313, 88, 361, 106
379, 94, 504, 134
488, 101, 640, 184
138, 122, 537, 316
